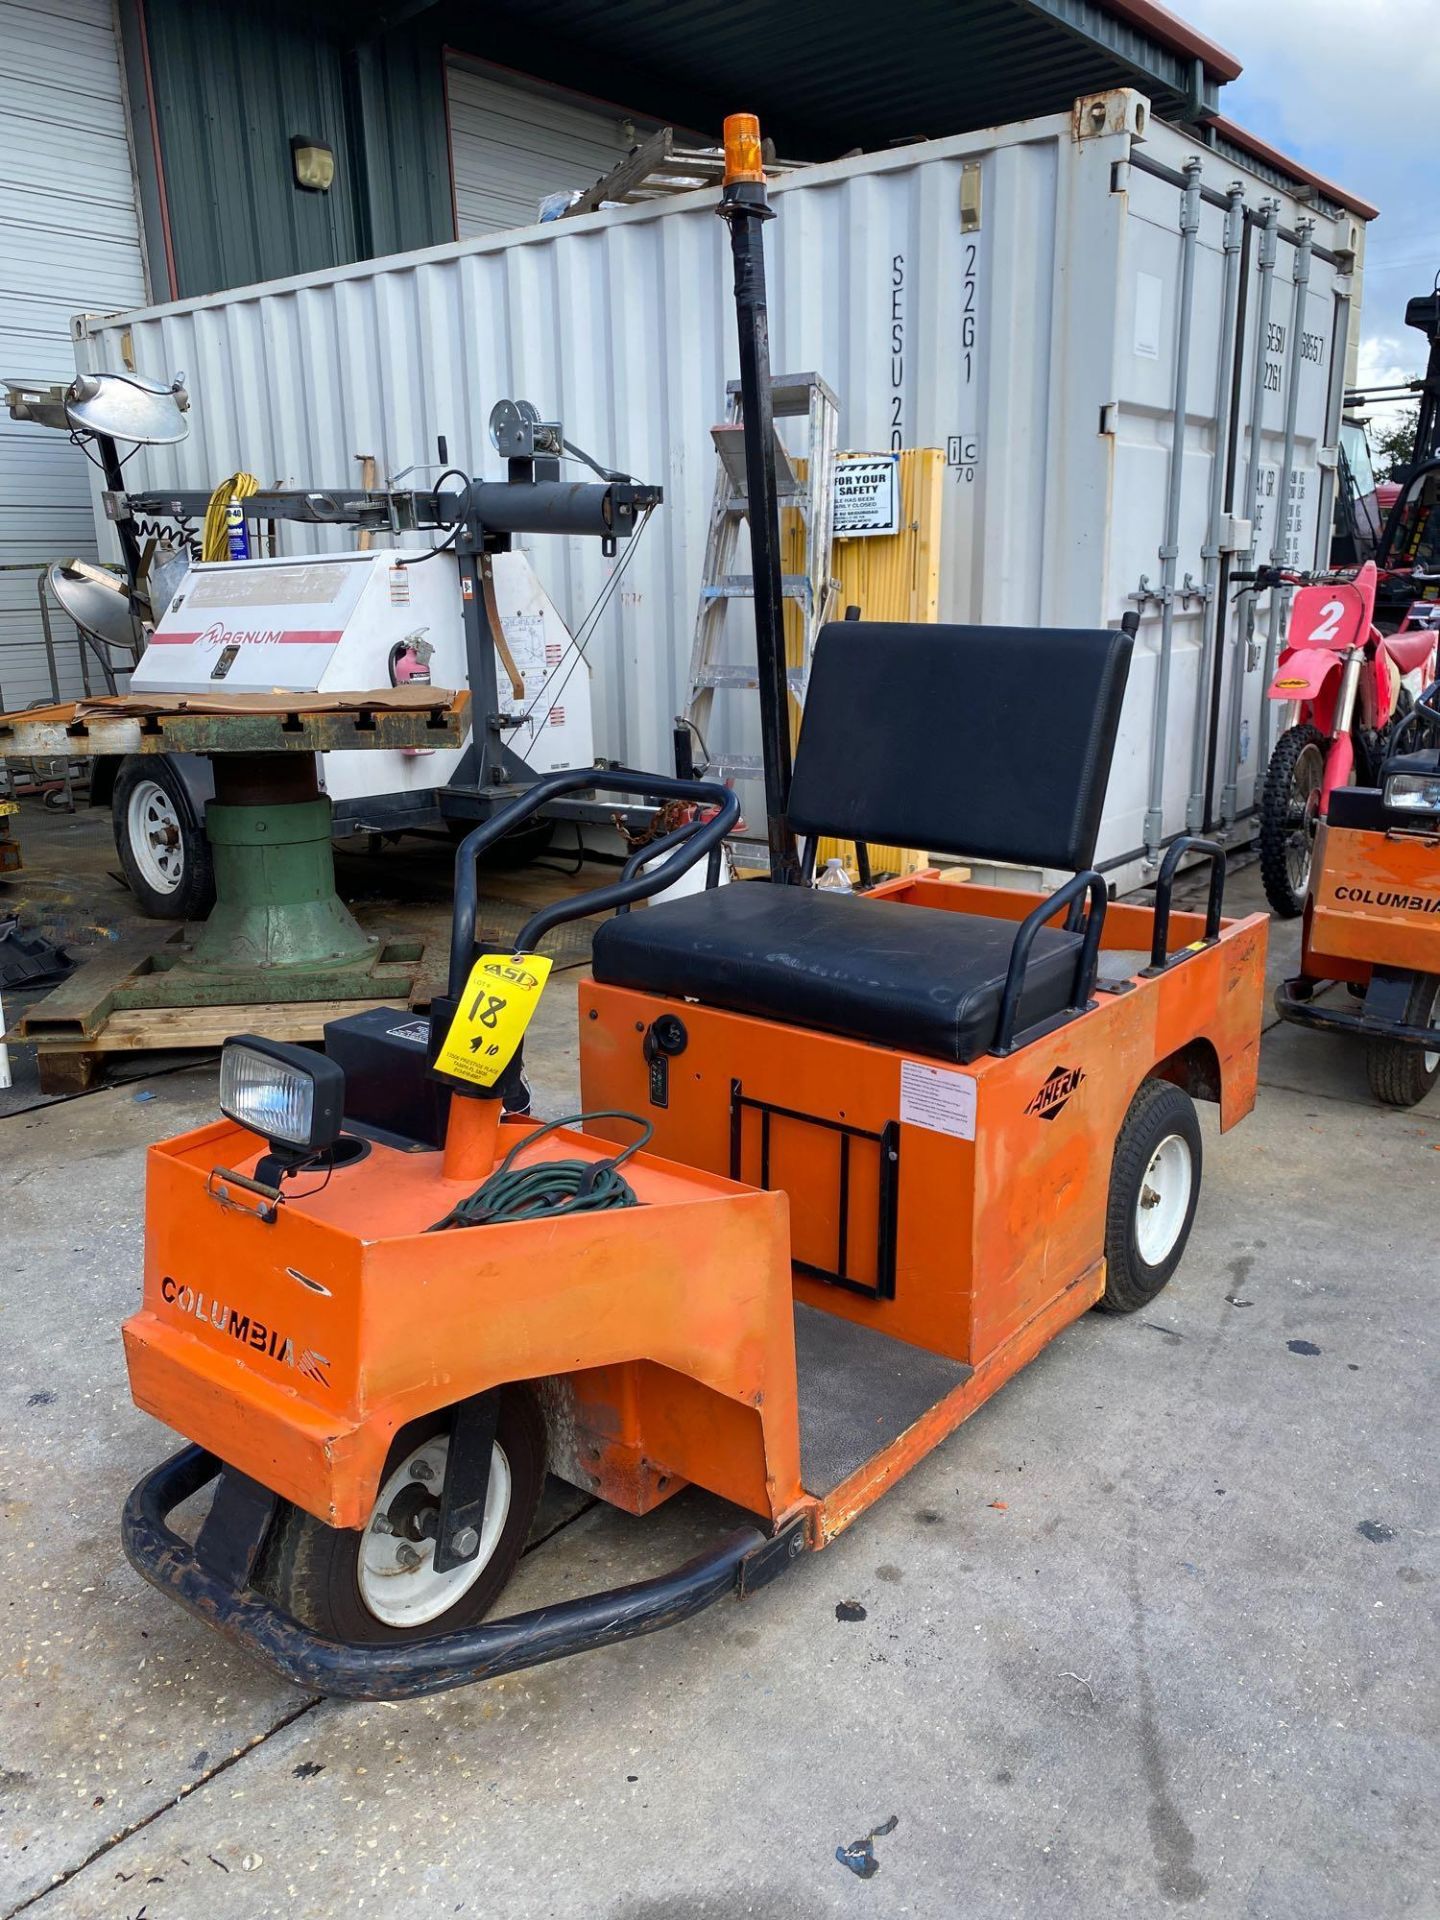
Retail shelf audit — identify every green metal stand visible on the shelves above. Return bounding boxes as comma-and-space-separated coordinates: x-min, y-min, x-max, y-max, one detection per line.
192, 794, 374, 973
5, 714, 450, 1088
25, 754, 426, 1027
149, 755, 418, 1003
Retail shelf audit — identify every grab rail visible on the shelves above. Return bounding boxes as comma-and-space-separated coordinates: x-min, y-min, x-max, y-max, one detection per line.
1145, 837, 1225, 975
991, 869, 1107, 1056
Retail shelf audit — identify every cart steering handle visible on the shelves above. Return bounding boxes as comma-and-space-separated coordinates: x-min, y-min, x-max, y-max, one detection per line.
448, 769, 739, 995
1386, 675, 1440, 757
614, 817, 726, 905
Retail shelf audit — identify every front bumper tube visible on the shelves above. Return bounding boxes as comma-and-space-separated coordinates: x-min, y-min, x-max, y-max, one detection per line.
123, 1445, 806, 1702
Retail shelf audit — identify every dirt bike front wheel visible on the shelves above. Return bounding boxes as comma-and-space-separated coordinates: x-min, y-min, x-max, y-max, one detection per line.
1258, 722, 1327, 918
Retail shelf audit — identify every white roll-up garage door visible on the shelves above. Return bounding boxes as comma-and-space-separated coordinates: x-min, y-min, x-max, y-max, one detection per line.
446, 62, 661, 240
0, 0, 147, 710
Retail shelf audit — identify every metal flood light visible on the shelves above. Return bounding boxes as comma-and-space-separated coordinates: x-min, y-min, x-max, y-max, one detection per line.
1384, 769, 1440, 816
63, 371, 189, 446
290, 135, 335, 192
220, 1035, 344, 1161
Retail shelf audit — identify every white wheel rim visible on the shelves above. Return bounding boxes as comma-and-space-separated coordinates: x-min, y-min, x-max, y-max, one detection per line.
357, 1433, 511, 1630
126, 779, 184, 895
1425, 1002, 1439, 1078
1134, 1133, 1193, 1267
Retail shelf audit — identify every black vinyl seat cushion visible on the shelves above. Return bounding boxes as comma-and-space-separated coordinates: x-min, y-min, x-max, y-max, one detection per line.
591, 883, 1083, 1064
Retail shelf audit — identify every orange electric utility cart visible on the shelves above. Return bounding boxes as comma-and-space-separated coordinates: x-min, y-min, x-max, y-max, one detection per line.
121, 618, 1268, 1699
118, 116, 1267, 1699
1275, 674, 1440, 1104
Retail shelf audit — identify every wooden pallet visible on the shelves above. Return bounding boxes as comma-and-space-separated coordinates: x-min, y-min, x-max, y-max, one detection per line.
0, 690, 467, 761
8, 920, 442, 1095
29, 998, 418, 1094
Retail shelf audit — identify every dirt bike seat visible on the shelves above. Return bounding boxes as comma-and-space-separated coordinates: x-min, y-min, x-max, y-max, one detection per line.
1382, 631, 1436, 676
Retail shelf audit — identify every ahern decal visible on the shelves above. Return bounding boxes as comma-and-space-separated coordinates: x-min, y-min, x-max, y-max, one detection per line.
1024, 1065, 1086, 1121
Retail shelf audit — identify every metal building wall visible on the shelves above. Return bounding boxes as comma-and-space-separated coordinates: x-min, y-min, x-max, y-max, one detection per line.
1, 0, 148, 711
446, 62, 656, 240
136, 0, 452, 299
356, 27, 454, 264
76, 94, 1359, 887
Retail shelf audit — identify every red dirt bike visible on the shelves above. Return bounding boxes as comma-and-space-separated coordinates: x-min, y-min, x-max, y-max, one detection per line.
1251, 559, 1438, 917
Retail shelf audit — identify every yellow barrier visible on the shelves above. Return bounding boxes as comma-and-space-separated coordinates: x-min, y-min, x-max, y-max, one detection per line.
783, 448, 944, 880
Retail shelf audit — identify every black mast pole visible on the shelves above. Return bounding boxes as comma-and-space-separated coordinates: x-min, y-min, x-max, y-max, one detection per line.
96, 432, 146, 591
717, 114, 801, 885
1377, 281, 1440, 570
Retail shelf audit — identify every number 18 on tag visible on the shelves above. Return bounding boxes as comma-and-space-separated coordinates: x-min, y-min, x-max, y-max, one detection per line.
435, 952, 553, 1088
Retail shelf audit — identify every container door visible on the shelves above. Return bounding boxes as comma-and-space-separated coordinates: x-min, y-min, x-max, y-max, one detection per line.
1210, 222, 1344, 829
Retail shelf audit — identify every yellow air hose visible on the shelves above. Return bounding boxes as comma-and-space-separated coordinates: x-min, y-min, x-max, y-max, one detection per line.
201, 472, 260, 561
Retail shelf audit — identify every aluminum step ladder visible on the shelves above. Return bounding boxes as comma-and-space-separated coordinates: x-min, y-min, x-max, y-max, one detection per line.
682, 372, 839, 864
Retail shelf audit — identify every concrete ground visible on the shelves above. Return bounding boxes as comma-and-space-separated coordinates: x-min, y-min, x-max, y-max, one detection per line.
0, 821, 1436, 1919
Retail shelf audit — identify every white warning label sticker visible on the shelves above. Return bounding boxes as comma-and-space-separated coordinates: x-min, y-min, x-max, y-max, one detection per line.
833, 454, 900, 536
899, 1059, 977, 1139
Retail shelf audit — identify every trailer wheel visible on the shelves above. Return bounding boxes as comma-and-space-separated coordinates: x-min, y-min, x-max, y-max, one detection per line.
1258, 723, 1326, 919
112, 756, 215, 921
1365, 974, 1440, 1109
257, 1386, 545, 1642
1098, 1078, 1202, 1314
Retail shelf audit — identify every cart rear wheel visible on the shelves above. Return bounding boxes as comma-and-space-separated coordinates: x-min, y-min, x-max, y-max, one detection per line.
1097, 1078, 1202, 1314
1258, 722, 1327, 919
1365, 974, 1440, 1109
256, 1387, 545, 1642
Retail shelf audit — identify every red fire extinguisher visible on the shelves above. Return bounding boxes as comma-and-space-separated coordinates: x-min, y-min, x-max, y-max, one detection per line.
389, 629, 435, 757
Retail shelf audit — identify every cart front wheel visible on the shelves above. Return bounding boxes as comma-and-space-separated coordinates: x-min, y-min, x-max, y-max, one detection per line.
1097, 1078, 1202, 1314
257, 1387, 545, 1642
1365, 974, 1440, 1109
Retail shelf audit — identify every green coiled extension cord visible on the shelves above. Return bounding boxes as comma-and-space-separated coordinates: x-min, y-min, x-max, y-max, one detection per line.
428, 1110, 653, 1232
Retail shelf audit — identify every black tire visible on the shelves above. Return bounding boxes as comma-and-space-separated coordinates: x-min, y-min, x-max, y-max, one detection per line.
1097, 1078, 1203, 1314
256, 1385, 545, 1643
1365, 974, 1440, 1109
112, 755, 215, 920
1259, 722, 1328, 919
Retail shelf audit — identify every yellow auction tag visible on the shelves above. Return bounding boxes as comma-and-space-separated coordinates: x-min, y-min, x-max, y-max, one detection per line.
435, 952, 552, 1088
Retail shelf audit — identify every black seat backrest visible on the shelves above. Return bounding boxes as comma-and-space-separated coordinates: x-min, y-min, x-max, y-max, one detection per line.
787, 621, 1132, 871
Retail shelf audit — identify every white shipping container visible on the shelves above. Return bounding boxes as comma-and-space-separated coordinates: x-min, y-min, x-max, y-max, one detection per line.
73, 89, 1364, 888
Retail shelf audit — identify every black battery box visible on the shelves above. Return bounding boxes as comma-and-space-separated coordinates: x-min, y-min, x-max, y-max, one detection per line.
323, 1007, 451, 1150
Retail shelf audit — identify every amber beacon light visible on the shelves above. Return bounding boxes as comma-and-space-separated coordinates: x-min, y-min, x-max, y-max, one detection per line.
723, 114, 765, 186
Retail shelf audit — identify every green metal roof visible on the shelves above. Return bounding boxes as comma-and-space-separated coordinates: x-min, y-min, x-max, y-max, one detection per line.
132, 0, 1245, 300
431, 0, 1235, 156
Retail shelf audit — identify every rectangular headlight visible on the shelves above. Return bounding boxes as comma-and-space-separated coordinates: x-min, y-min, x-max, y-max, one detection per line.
1383, 772, 1440, 815
220, 1035, 343, 1151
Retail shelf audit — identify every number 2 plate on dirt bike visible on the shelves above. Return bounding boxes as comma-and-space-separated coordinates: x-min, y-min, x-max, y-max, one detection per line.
436, 952, 553, 1087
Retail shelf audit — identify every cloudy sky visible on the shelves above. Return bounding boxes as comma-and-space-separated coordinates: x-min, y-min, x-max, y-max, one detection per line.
1182, 0, 1438, 399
